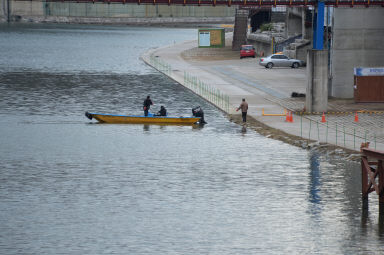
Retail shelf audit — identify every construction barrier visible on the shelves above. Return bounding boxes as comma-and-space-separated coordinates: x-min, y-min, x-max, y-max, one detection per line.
262, 108, 287, 116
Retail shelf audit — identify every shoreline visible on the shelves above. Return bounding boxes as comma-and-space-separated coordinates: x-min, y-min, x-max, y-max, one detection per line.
229, 114, 361, 163
142, 45, 362, 162
141, 37, 384, 161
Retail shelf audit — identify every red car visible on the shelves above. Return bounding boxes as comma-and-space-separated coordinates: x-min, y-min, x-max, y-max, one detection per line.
240, 45, 255, 59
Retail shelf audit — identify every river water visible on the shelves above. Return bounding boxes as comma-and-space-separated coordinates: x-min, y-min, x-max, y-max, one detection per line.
0, 23, 383, 255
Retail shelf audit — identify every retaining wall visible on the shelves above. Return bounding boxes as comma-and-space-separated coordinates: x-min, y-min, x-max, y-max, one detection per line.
1, 0, 236, 23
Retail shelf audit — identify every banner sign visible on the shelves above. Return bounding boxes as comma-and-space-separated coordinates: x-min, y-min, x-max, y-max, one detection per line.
354, 67, 384, 76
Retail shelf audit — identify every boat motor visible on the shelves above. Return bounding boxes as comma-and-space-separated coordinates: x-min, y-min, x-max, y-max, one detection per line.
85, 112, 93, 120
192, 106, 207, 124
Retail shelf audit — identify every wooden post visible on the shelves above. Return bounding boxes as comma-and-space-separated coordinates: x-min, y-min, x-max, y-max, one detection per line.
362, 155, 369, 210
379, 160, 384, 215
361, 147, 384, 215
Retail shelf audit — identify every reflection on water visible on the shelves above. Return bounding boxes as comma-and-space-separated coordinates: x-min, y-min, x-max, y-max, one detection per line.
309, 151, 321, 217
0, 24, 384, 255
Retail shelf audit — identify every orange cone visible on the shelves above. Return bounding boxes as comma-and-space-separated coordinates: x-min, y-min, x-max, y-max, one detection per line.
354, 112, 359, 122
321, 112, 326, 123
285, 110, 289, 122
289, 111, 294, 122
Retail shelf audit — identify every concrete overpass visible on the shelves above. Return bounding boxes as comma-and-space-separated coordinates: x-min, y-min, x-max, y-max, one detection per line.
34, 0, 384, 6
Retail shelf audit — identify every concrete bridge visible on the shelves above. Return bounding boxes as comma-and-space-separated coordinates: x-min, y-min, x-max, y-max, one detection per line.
36, 0, 384, 6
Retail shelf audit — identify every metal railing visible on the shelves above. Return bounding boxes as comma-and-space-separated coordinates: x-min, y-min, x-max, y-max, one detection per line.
148, 54, 230, 113
183, 72, 230, 113
297, 113, 383, 151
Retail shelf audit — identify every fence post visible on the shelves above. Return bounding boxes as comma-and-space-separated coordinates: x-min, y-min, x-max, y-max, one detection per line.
362, 155, 369, 210
365, 130, 367, 143
309, 119, 312, 141
300, 115, 303, 137
336, 123, 338, 146
317, 122, 320, 141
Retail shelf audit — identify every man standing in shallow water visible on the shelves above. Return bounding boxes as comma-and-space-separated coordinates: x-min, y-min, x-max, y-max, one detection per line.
236, 98, 248, 123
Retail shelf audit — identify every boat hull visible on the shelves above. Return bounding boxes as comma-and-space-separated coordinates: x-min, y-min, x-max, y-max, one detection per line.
86, 112, 200, 125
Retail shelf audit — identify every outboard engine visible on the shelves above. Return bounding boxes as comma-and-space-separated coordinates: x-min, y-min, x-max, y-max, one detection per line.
85, 112, 93, 120
192, 106, 207, 124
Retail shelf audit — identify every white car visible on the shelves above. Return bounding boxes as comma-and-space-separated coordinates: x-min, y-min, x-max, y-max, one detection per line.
259, 54, 304, 69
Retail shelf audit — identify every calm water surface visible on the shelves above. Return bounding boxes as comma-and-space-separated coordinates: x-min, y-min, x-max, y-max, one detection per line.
0, 24, 383, 254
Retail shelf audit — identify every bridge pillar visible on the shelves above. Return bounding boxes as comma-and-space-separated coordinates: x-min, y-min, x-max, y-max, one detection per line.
306, 1, 327, 113
305, 49, 328, 113
232, 9, 249, 51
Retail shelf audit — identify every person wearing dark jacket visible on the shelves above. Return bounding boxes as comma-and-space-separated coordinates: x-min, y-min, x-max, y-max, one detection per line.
155, 106, 167, 116
143, 95, 153, 116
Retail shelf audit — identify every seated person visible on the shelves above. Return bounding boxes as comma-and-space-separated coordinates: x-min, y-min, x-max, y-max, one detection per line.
155, 106, 167, 116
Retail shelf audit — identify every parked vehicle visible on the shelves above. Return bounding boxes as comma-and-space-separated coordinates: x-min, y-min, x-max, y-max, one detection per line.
259, 54, 303, 68
240, 45, 255, 59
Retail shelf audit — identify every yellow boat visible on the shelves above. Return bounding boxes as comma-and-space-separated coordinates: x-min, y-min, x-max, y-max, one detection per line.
85, 112, 201, 125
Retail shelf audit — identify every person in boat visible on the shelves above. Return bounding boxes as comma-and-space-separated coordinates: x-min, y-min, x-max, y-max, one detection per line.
143, 95, 153, 116
155, 106, 167, 116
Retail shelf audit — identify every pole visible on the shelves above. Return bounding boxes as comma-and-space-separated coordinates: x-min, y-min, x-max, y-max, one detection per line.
7, 0, 11, 22
309, 119, 312, 141
300, 115, 303, 137
362, 156, 369, 210
313, 1, 325, 50
336, 123, 338, 146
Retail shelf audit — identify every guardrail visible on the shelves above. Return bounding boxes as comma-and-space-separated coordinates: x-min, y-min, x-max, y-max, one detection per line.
148, 54, 230, 113
149, 55, 171, 76
183, 72, 230, 113
296, 113, 382, 151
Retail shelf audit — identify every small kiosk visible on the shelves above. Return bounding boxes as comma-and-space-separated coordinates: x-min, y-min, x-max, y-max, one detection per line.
354, 67, 384, 103
198, 28, 225, 48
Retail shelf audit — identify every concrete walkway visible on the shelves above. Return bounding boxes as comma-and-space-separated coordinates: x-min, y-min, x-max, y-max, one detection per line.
141, 38, 384, 153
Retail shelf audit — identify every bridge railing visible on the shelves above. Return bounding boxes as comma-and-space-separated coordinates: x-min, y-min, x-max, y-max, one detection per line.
39, 0, 384, 6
